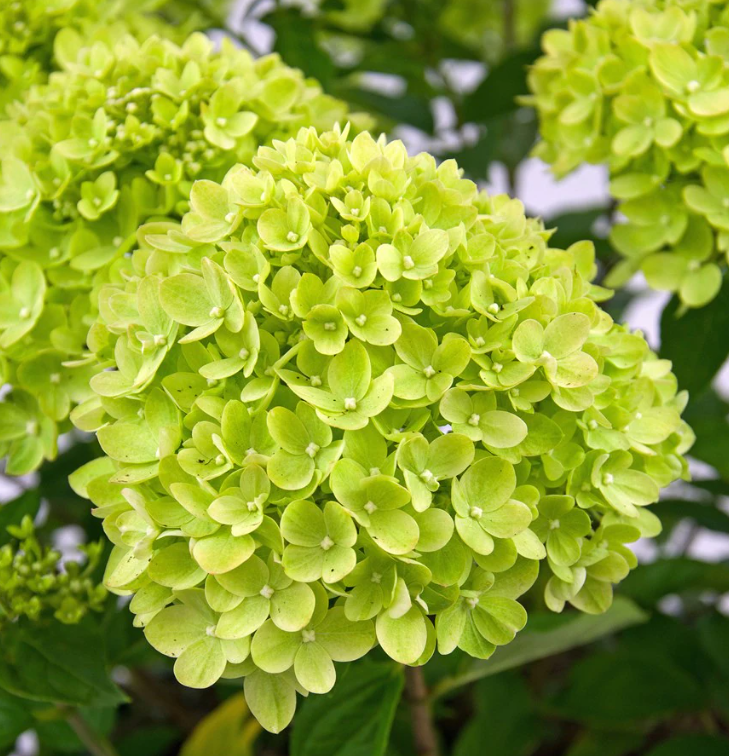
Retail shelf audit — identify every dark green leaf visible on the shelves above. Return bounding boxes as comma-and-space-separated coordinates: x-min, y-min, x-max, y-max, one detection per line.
645, 736, 729, 756
0, 619, 127, 708
683, 392, 729, 479
494, 113, 538, 173
653, 498, 729, 537
0, 689, 33, 750
698, 612, 729, 680
290, 660, 403, 756
101, 602, 156, 667
453, 672, 540, 756
432, 597, 647, 699
462, 49, 539, 122
117, 726, 181, 756
264, 8, 335, 87
446, 112, 536, 182
660, 279, 729, 397
622, 558, 729, 606
617, 614, 715, 684
693, 478, 729, 497
554, 651, 703, 723
445, 131, 496, 182
334, 85, 434, 132
565, 731, 644, 756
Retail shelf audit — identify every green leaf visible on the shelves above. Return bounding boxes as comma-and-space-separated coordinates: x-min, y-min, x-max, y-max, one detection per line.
644, 737, 729, 756
698, 612, 729, 680
660, 278, 729, 397
0, 619, 127, 707
684, 391, 729, 477
290, 660, 403, 756
463, 49, 540, 122
452, 672, 537, 756
0, 689, 33, 749
432, 597, 647, 699
622, 558, 729, 606
335, 85, 434, 132
565, 731, 644, 756
264, 8, 335, 87
554, 650, 703, 723
116, 725, 180, 756
653, 498, 729, 537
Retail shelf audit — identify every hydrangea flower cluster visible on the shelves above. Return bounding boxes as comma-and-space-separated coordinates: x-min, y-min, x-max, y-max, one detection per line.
526, 0, 729, 307
0, 0, 193, 114
0, 516, 107, 626
0, 29, 362, 475
73, 125, 692, 732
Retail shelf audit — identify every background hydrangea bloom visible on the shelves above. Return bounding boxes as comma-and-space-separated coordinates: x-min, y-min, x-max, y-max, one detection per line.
72, 124, 693, 732
0, 26, 366, 475
526, 0, 729, 308
0, 0, 202, 114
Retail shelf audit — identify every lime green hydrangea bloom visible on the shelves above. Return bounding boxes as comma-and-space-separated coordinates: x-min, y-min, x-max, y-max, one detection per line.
72, 125, 692, 733
0, 515, 107, 626
526, 0, 729, 308
0, 28, 365, 475
0, 0, 198, 114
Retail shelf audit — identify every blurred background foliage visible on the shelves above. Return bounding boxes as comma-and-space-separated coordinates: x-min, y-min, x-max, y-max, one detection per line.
2, 1, 729, 755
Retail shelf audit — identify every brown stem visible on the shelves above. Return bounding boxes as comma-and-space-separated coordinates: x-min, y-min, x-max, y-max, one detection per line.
404, 666, 440, 756
62, 708, 119, 756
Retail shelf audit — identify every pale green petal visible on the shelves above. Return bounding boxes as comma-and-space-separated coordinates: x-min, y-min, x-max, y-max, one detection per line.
251, 620, 300, 673
376, 606, 427, 665
174, 636, 226, 688
294, 642, 336, 694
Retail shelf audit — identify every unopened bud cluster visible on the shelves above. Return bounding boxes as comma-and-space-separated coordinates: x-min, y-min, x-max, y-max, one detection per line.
0, 516, 106, 626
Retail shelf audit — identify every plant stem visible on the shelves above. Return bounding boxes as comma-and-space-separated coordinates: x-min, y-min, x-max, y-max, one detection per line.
272, 339, 305, 370
404, 666, 440, 756
502, 0, 519, 196
62, 708, 119, 756
503, 0, 516, 52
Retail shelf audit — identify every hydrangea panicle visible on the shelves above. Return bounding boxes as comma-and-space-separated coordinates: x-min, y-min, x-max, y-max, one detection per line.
526, 0, 729, 308
0, 29, 364, 474
72, 125, 693, 733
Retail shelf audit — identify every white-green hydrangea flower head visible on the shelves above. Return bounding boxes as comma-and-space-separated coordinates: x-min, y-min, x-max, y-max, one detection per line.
72, 124, 693, 733
0, 0, 194, 113
526, 0, 729, 308
0, 29, 363, 475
